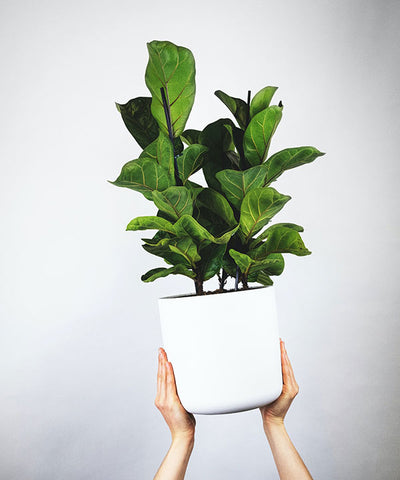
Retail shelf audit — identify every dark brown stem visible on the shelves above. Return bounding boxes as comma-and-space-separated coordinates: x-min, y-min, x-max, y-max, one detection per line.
242, 273, 249, 289
194, 277, 204, 295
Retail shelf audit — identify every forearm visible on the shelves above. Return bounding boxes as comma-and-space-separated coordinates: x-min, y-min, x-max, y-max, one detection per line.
263, 420, 313, 480
153, 435, 194, 480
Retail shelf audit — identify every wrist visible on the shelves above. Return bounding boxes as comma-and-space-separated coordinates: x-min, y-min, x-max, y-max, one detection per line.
262, 415, 285, 432
171, 431, 195, 447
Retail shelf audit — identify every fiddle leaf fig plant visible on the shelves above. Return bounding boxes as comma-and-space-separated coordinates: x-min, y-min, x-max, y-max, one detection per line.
110, 40, 324, 295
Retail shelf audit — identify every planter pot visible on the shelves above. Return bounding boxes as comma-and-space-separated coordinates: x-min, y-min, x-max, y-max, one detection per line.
158, 286, 282, 415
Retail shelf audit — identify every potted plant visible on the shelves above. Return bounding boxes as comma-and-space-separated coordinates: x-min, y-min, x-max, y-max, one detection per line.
110, 40, 324, 414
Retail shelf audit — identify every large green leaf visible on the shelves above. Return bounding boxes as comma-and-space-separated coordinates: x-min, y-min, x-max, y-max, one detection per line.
243, 105, 283, 166
140, 132, 175, 178
216, 165, 268, 210
181, 129, 201, 145
116, 97, 159, 149
250, 223, 304, 248
249, 87, 278, 118
250, 227, 311, 258
126, 216, 176, 234
264, 146, 325, 185
197, 244, 226, 281
167, 237, 200, 267
229, 249, 253, 274
175, 215, 238, 245
110, 158, 172, 200
195, 188, 237, 231
152, 187, 193, 221
199, 119, 238, 191
141, 265, 195, 282
145, 41, 195, 137
176, 144, 208, 184
214, 90, 249, 129
248, 270, 273, 286
239, 187, 291, 241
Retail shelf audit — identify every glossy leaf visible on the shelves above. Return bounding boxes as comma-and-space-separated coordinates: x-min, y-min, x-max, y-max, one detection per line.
199, 119, 237, 191
264, 146, 325, 185
152, 187, 193, 221
140, 132, 175, 178
126, 216, 175, 234
251, 227, 311, 258
250, 223, 304, 248
248, 253, 285, 275
175, 215, 238, 245
248, 271, 273, 285
116, 97, 159, 148
239, 187, 291, 241
243, 105, 283, 166
110, 158, 172, 200
141, 265, 195, 282
176, 144, 208, 184
250, 86, 278, 118
197, 244, 226, 281
195, 188, 237, 229
229, 249, 253, 274
168, 237, 201, 267
181, 129, 201, 145
214, 90, 249, 129
216, 165, 267, 210
145, 41, 195, 137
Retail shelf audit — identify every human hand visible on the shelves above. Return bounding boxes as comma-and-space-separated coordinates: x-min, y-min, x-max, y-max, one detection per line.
259, 339, 299, 428
155, 348, 196, 442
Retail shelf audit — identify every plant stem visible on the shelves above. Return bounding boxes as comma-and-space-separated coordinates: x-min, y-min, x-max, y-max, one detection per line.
160, 87, 182, 186
246, 90, 251, 126
242, 274, 249, 289
235, 266, 239, 291
194, 277, 204, 295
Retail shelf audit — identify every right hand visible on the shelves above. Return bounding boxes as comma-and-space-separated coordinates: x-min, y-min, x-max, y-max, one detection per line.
259, 339, 299, 427
155, 348, 196, 442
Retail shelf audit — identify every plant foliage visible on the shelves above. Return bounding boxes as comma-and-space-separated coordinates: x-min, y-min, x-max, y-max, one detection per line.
110, 40, 324, 294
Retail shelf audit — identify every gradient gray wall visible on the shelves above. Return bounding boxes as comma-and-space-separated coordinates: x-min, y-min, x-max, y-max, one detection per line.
1, 0, 399, 478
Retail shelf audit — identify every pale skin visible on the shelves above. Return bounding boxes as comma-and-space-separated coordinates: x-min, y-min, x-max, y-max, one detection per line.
154, 340, 313, 480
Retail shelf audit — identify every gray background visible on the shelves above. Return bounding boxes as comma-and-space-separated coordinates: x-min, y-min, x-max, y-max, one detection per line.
1, 0, 399, 478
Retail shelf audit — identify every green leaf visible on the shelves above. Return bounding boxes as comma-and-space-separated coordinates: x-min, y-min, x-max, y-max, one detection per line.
145, 40, 195, 137
109, 158, 173, 200
199, 119, 238, 191
250, 87, 278, 118
116, 97, 159, 149
142, 239, 189, 267
214, 90, 249, 129
239, 187, 291, 241
216, 165, 268, 210
140, 132, 175, 178
197, 244, 226, 281
195, 188, 237, 230
141, 265, 195, 282
176, 144, 208, 184
250, 227, 311, 258
249, 223, 304, 248
167, 237, 200, 267
152, 187, 193, 221
265, 227, 311, 256
249, 271, 273, 286
126, 216, 176, 234
243, 105, 283, 166
250, 253, 285, 276
181, 129, 201, 145
229, 249, 253, 274
175, 215, 238, 245
264, 146, 325, 185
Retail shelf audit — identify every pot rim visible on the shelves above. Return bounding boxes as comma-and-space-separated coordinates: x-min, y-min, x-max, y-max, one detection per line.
159, 285, 271, 301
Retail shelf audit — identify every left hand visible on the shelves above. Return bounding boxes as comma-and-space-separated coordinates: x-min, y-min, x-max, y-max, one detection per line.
155, 348, 196, 441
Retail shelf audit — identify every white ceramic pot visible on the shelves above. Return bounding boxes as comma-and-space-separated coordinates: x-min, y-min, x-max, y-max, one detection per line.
158, 286, 282, 415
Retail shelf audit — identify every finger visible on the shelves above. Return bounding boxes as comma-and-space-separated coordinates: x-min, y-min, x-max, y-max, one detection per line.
280, 340, 290, 386
283, 343, 299, 393
156, 349, 162, 398
166, 361, 178, 398
160, 351, 167, 402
